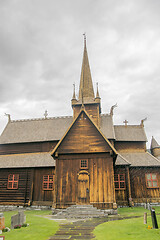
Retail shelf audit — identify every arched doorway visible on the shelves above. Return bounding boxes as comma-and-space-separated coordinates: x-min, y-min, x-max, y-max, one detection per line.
77, 170, 90, 204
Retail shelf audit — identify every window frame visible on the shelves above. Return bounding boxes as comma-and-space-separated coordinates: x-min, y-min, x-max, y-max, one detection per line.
114, 173, 126, 190
7, 174, 19, 190
80, 159, 88, 169
145, 173, 158, 188
43, 175, 54, 191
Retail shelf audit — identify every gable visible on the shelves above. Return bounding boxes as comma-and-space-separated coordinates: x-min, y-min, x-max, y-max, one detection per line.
53, 110, 114, 155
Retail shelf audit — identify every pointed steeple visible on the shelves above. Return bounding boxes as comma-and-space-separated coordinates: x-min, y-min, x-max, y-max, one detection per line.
79, 34, 95, 100
72, 83, 76, 99
96, 82, 100, 99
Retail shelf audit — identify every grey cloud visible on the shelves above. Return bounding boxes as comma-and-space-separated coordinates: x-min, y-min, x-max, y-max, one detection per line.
0, 0, 159, 147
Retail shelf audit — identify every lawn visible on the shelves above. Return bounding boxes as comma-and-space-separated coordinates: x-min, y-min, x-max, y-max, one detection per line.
0, 210, 59, 240
94, 207, 160, 240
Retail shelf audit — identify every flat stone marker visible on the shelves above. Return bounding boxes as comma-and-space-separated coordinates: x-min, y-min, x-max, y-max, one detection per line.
11, 211, 26, 229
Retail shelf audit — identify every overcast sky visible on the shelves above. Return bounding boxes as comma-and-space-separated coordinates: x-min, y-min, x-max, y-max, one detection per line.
0, 0, 160, 148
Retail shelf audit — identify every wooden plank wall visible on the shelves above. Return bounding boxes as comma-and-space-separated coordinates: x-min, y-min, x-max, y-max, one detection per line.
0, 168, 33, 205
58, 112, 110, 154
0, 141, 57, 155
73, 104, 99, 126
130, 167, 160, 203
56, 154, 115, 209
114, 167, 128, 205
32, 167, 55, 203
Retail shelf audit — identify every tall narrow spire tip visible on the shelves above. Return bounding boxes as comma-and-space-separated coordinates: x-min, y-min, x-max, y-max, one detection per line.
83, 33, 86, 48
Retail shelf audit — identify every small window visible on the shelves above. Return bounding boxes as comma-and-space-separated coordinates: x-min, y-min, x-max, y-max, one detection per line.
114, 174, 125, 189
7, 174, 19, 189
43, 175, 54, 190
80, 159, 88, 169
146, 173, 158, 188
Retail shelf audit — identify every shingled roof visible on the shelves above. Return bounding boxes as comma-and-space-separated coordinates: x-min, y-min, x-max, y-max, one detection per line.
119, 152, 160, 167
100, 114, 115, 139
115, 154, 130, 166
0, 114, 115, 144
0, 117, 73, 144
0, 152, 55, 168
114, 125, 147, 142
151, 136, 160, 149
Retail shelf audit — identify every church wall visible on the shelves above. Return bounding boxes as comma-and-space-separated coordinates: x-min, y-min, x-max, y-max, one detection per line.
130, 167, 160, 203
56, 153, 116, 209
0, 141, 57, 155
114, 167, 128, 206
57, 112, 110, 154
0, 168, 33, 205
115, 142, 146, 152
73, 104, 99, 126
32, 167, 55, 206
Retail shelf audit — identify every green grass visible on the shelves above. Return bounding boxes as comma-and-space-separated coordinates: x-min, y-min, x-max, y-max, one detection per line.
0, 210, 59, 240
117, 206, 160, 217
94, 207, 160, 240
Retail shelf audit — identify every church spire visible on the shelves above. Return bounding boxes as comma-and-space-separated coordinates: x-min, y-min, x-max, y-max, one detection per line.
72, 83, 76, 100
78, 34, 95, 100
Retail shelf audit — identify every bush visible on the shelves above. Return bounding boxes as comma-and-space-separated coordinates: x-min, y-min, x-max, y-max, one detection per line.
14, 225, 22, 229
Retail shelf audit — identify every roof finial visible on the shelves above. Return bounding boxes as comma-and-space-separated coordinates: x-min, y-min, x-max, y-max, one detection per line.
83, 32, 86, 48
72, 83, 76, 99
110, 103, 117, 116
141, 117, 147, 127
4, 113, 11, 122
44, 110, 48, 119
96, 82, 100, 98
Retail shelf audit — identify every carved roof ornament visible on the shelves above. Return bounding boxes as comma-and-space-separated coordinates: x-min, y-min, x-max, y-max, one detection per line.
72, 83, 76, 100
4, 113, 11, 123
110, 103, 117, 116
123, 119, 128, 126
44, 110, 48, 119
141, 117, 147, 127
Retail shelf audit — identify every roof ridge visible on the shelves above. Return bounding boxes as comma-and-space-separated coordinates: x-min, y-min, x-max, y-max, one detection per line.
101, 114, 110, 116
114, 125, 142, 127
11, 116, 72, 123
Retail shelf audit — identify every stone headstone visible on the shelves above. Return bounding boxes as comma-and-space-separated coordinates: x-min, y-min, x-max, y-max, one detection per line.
11, 211, 26, 229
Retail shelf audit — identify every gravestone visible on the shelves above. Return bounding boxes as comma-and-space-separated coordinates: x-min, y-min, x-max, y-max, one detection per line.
0, 213, 5, 230
11, 211, 26, 229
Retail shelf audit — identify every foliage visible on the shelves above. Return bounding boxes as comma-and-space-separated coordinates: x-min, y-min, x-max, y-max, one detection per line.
0, 210, 59, 240
94, 207, 160, 240
2, 227, 10, 232
14, 224, 21, 229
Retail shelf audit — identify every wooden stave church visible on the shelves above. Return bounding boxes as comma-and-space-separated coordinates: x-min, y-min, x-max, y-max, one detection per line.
0, 38, 160, 209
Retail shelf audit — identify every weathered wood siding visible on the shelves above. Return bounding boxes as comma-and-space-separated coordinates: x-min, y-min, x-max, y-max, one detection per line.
0, 141, 57, 155
73, 104, 100, 126
0, 168, 33, 205
130, 167, 160, 203
114, 167, 128, 205
57, 112, 110, 154
56, 154, 115, 209
32, 167, 55, 204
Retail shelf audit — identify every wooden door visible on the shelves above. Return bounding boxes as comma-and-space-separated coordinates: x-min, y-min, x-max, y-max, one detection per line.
77, 170, 90, 204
